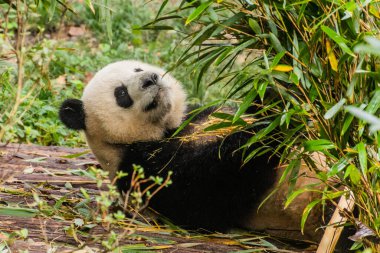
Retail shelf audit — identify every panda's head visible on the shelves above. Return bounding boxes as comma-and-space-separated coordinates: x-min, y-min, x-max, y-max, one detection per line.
59, 60, 187, 146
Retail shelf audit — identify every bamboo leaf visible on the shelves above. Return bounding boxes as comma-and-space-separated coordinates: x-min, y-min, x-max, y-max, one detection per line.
344, 164, 361, 185
0, 207, 38, 217
270, 51, 285, 68
155, 0, 169, 20
61, 150, 90, 159
49, 0, 57, 21
248, 18, 261, 34
285, 188, 315, 209
341, 114, 355, 136
233, 86, 258, 123
185, 1, 212, 25
357, 142, 367, 175
324, 98, 347, 119
326, 40, 338, 72
301, 199, 320, 233
322, 26, 355, 57
257, 81, 268, 101
85, 0, 95, 14
243, 146, 269, 165
171, 100, 222, 137
303, 139, 335, 151
272, 65, 293, 72
242, 116, 281, 147
269, 32, 285, 53
365, 89, 380, 115
279, 158, 301, 185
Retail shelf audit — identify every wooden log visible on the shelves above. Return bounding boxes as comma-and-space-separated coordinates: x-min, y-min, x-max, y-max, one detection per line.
0, 143, 316, 252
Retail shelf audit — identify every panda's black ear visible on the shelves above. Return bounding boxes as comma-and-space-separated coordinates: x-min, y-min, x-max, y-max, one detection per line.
59, 99, 86, 130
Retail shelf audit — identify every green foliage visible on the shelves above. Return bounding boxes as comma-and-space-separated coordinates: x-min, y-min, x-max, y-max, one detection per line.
0, 1, 190, 146
150, 0, 380, 250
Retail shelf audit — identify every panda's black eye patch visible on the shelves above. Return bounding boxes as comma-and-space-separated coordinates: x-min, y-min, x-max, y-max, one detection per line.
114, 86, 133, 108
134, 68, 143, 72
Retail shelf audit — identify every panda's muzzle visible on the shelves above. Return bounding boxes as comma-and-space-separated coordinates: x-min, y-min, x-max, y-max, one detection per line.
142, 73, 159, 89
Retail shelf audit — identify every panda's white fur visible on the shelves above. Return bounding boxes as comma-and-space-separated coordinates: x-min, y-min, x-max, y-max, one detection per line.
80, 61, 186, 178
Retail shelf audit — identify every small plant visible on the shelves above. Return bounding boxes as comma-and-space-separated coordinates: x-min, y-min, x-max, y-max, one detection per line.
0, 228, 28, 252
59, 165, 171, 251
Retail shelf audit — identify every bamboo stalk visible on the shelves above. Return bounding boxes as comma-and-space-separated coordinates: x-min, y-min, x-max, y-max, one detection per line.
317, 191, 355, 253
0, 0, 27, 141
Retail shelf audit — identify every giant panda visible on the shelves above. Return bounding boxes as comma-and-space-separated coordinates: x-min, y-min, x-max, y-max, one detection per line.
59, 60, 329, 242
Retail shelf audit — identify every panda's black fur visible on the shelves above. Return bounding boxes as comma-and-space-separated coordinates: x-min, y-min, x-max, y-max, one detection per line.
116, 107, 279, 231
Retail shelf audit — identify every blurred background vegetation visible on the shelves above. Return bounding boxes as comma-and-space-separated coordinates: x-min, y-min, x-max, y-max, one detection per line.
1, 0, 380, 251
0, 0, 216, 146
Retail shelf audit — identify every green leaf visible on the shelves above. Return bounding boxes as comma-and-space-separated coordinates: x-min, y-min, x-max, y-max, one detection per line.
216, 39, 257, 65
155, 0, 169, 20
279, 158, 301, 185
61, 150, 90, 159
341, 114, 355, 136
328, 157, 350, 177
185, 1, 213, 25
269, 32, 285, 53
301, 199, 320, 233
242, 116, 281, 148
248, 18, 261, 34
354, 37, 380, 56
357, 142, 367, 175
48, 0, 57, 21
243, 146, 270, 165
303, 139, 335, 151
17, 228, 28, 239
233, 86, 258, 123
344, 164, 361, 185
257, 81, 268, 101
366, 89, 380, 115
321, 25, 355, 57
191, 23, 216, 46
0, 207, 38, 217
172, 100, 222, 137
85, 0, 95, 14
285, 188, 315, 209
324, 98, 347, 119
54, 196, 67, 209
270, 51, 286, 68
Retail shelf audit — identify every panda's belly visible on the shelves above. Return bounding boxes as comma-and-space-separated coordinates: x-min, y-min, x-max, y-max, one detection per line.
116, 131, 278, 231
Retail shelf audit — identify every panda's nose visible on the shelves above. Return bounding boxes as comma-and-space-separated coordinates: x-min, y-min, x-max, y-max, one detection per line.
142, 73, 159, 89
